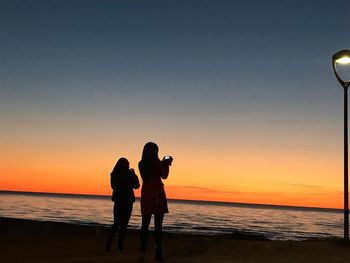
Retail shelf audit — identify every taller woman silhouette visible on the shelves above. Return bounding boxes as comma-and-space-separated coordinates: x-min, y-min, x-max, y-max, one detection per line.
138, 142, 173, 262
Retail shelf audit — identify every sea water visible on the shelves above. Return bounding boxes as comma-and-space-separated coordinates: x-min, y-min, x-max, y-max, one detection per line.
0, 191, 343, 240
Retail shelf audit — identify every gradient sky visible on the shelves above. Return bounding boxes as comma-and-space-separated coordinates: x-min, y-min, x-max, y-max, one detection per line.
1, 0, 350, 208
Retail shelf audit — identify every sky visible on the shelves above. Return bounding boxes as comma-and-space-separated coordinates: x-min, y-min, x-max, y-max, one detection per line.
1, 0, 350, 209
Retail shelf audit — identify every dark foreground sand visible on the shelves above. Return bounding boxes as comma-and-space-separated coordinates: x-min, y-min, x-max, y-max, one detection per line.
1, 217, 350, 263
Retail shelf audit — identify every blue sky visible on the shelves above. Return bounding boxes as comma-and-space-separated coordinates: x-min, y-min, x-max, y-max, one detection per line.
1, 0, 350, 207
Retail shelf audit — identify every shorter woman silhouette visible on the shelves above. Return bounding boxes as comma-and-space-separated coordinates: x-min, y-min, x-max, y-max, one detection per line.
106, 157, 140, 253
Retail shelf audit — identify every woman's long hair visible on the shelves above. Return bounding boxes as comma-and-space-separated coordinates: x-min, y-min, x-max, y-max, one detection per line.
111, 157, 129, 176
141, 142, 159, 163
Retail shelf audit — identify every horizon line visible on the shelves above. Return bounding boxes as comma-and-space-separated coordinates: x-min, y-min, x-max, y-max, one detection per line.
0, 189, 342, 212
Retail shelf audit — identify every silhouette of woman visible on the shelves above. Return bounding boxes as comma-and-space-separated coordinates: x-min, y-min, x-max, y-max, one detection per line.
138, 142, 173, 262
106, 157, 140, 253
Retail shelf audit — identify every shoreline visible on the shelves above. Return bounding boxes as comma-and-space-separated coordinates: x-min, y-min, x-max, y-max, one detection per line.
0, 216, 271, 240
0, 215, 341, 241
1, 217, 350, 262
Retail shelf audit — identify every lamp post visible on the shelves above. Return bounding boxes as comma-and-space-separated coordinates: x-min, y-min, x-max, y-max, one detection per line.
332, 49, 350, 240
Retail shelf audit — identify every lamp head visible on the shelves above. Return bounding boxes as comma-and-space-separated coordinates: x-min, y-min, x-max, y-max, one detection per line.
332, 50, 350, 88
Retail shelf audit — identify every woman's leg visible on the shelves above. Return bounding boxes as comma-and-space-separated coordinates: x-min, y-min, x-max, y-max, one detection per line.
139, 214, 151, 261
140, 214, 151, 251
154, 214, 164, 261
118, 203, 133, 252
106, 203, 121, 252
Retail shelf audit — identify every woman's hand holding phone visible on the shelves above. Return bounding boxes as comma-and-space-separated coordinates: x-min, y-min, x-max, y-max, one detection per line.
162, 156, 173, 166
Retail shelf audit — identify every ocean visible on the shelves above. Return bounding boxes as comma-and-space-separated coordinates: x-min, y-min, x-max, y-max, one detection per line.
0, 191, 343, 240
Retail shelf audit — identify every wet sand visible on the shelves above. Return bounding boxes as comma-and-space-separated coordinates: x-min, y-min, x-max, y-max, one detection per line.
1, 217, 350, 262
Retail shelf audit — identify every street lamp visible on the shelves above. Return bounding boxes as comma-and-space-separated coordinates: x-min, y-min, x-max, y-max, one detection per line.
332, 49, 350, 239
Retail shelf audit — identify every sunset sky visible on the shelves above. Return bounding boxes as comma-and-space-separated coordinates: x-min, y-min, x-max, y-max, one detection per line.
1, 0, 350, 209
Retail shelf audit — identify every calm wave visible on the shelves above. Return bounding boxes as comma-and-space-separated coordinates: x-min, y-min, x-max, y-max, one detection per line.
0, 191, 343, 240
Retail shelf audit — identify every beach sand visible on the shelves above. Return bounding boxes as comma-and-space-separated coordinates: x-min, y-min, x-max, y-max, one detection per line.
1, 217, 350, 263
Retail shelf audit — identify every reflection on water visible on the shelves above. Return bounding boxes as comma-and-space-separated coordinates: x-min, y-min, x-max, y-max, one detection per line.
0, 192, 342, 240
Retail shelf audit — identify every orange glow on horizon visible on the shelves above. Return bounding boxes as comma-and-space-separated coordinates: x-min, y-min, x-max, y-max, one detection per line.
0, 128, 343, 210
0, 183, 343, 210
0, 166, 344, 210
